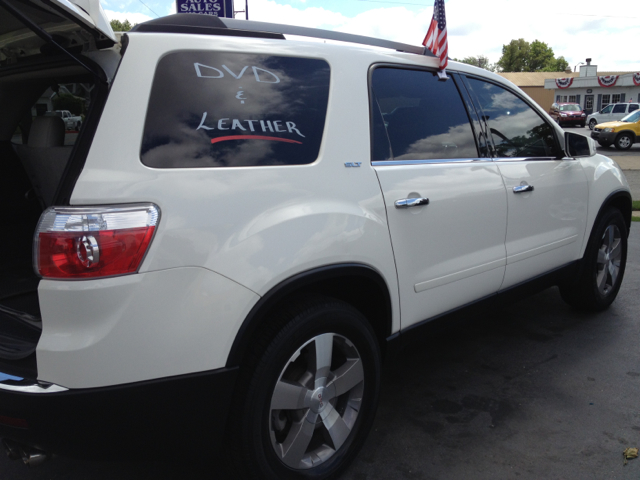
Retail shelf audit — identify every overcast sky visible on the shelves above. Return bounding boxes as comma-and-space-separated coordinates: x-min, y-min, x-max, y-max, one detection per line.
104, 0, 640, 72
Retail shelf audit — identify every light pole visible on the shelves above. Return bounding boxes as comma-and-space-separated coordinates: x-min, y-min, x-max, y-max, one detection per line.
574, 62, 584, 72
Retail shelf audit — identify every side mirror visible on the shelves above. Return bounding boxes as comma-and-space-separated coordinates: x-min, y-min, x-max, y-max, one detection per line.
565, 131, 596, 158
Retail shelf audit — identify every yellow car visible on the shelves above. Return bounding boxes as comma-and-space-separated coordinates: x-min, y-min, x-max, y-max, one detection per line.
590, 109, 640, 150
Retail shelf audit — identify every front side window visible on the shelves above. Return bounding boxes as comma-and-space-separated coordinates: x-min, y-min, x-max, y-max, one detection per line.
370, 67, 478, 161
613, 104, 627, 113
601, 104, 613, 114
141, 52, 330, 168
465, 77, 561, 158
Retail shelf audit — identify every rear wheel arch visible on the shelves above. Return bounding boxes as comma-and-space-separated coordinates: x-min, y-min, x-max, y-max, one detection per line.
225, 264, 393, 368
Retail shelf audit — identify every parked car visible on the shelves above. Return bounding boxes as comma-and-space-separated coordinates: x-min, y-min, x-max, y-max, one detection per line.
0, 4, 633, 479
54, 110, 82, 131
549, 102, 586, 127
591, 109, 640, 150
587, 102, 640, 130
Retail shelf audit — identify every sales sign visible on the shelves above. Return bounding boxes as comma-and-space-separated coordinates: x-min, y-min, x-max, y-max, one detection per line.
176, 0, 234, 17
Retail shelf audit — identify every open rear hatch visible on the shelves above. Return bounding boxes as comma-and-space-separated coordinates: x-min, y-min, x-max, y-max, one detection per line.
0, 0, 115, 377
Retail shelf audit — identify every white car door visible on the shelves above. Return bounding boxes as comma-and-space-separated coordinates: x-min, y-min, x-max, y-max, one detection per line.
462, 76, 588, 289
371, 67, 507, 328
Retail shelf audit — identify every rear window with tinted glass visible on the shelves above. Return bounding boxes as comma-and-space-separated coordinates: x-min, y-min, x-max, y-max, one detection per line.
141, 52, 330, 168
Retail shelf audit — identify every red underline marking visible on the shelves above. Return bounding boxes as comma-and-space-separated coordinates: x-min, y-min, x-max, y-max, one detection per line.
210, 135, 303, 145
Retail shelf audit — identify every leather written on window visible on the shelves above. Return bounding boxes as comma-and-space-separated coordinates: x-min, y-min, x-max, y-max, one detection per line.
141, 52, 330, 168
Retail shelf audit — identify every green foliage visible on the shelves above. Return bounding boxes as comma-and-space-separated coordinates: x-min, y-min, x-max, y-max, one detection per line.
497, 39, 568, 73
632, 200, 640, 211
110, 19, 133, 32
453, 55, 497, 72
542, 56, 569, 73
497, 38, 530, 73
52, 93, 85, 116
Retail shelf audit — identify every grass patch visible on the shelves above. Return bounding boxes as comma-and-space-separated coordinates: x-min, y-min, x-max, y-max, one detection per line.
633, 200, 640, 211
632, 217, 640, 222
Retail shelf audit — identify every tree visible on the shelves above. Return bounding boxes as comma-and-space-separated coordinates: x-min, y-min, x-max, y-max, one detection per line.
528, 40, 555, 72
497, 39, 530, 73
52, 93, 85, 116
497, 39, 568, 73
542, 56, 569, 73
110, 19, 133, 32
453, 55, 497, 72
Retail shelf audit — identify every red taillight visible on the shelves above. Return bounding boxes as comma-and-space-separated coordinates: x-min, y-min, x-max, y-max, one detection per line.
34, 204, 160, 280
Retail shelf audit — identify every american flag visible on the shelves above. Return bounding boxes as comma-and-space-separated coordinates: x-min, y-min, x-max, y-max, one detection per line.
422, 0, 448, 70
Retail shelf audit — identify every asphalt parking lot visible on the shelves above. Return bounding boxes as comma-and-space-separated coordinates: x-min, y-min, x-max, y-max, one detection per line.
2, 226, 639, 479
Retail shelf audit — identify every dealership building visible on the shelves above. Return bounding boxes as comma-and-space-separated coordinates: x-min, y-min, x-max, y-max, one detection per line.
543, 60, 640, 115
499, 59, 639, 115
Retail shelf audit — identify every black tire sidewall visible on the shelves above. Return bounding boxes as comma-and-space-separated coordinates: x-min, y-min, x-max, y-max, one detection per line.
579, 208, 628, 310
238, 299, 381, 480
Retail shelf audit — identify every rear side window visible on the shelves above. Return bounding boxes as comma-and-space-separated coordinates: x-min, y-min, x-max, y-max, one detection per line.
370, 67, 478, 161
629, 104, 639, 112
141, 52, 330, 168
613, 104, 627, 114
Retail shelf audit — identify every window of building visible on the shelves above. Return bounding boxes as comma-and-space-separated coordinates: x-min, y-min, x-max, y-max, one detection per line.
561, 95, 568, 102
465, 77, 561, 159
370, 68, 478, 161
568, 95, 576, 102
602, 94, 611, 107
585, 96, 594, 110
612, 94, 621, 104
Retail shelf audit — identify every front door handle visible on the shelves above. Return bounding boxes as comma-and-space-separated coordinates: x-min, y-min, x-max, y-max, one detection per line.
513, 184, 534, 194
395, 197, 430, 208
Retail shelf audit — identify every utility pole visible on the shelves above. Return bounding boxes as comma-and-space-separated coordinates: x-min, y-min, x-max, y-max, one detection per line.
234, 0, 248, 19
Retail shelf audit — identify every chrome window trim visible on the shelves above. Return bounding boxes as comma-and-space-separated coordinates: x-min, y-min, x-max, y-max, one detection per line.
492, 157, 561, 162
372, 158, 492, 167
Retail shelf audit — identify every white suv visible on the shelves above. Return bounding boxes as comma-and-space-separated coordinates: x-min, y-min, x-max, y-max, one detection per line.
587, 102, 640, 130
0, 3, 633, 479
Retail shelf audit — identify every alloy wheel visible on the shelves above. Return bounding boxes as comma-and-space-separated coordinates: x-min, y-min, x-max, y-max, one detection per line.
596, 224, 622, 296
269, 333, 364, 470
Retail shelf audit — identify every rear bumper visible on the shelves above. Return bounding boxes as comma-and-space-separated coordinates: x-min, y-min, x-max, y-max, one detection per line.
0, 367, 238, 458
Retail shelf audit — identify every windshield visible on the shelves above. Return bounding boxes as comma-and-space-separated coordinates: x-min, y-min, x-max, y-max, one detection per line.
560, 104, 581, 112
622, 110, 640, 123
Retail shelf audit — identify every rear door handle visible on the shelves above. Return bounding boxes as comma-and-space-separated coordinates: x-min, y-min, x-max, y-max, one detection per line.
513, 184, 534, 193
395, 197, 430, 208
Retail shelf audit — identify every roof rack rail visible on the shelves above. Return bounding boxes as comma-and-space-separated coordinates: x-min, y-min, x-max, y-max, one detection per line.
131, 14, 433, 57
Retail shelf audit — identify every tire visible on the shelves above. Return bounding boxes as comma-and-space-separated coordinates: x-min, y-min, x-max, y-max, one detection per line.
589, 119, 597, 130
560, 208, 628, 311
598, 141, 611, 148
580, 123, 586, 128
614, 133, 633, 150
76, 121, 81, 131
228, 296, 381, 480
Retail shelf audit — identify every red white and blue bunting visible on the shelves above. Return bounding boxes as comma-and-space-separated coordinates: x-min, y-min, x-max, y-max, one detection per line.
634, 73, 640, 86
597, 75, 619, 87
555, 77, 573, 89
